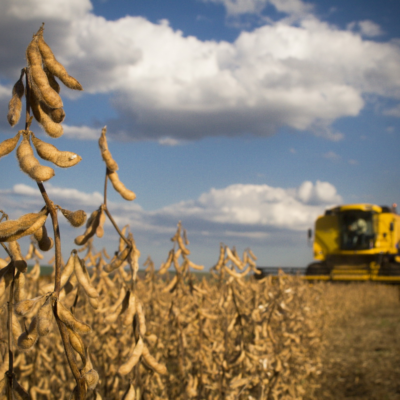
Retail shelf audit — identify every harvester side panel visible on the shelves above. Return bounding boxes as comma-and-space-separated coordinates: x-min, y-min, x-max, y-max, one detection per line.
313, 214, 339, 261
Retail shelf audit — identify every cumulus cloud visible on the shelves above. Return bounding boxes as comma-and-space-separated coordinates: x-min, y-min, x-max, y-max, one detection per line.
151, 180, 341, 231
0, 183, 106, 212
0, 0, 399, 142
296, 180, 341, 205
203, 0, 312, 17
347, 20, 384, 38
63, 125, 101, 140
205, 0, 270, 15
0, 180, 340, 266
158, 137, 184, 146
2, 180, 341, 234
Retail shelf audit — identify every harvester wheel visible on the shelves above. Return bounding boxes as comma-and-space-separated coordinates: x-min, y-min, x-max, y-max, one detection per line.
305, 262, 330, 276
378, 262, 400, 276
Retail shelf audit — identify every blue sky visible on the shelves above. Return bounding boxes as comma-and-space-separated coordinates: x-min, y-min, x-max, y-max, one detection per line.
0, 0, 399, 268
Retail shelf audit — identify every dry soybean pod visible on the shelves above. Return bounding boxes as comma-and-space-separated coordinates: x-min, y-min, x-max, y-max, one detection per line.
14, 295, 45, 316
226, 247, 244, 269
27, 260, 40, 281
122, 383, 136, 400
28, 82, 63, 138
74, 256, 99, 299
56, 300, 91, 334
31, 133, 81, 168
18, 315, 39, 350
43, 65, 60, 93
177, 234, 190, 255
122, 291, 136, 326
0, 212, 48, 243
223, 265, 251, 279
25, 242, 34, 260
40, 250, 75, 294
26, 35, 63, 109
108, 286, 127, 314
103, 246, 130, 273
14, 271, 27, 303
96, 208, 106, 238
0, 215, 25, 242
37, 25, 83, 91
74, 209, 101, 246
59, 208, 86, 228
39, 95, 65, 123
108, 170, 136, 201
16, 132, 55, 182
136, 300, 146, 336
0, 131, 22, 160
162, 274, 178, 293
118, 337, 144, 376
99, 126, 118, 172
8, 240, 27, 273
159, 249, 174, 274
141, 345, 167, 375
7, 70, 25, 127
65, 325, 87, 366
37, 296, 53, 336
81, 348, 99, 390
83, 369, 99, 390
33, 223, 53, 251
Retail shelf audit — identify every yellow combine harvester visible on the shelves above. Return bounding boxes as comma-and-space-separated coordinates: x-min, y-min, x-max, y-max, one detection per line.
305, 203, 400, 282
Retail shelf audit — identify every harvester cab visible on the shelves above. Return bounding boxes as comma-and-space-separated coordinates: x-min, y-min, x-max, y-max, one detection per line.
305, 203, 400, 282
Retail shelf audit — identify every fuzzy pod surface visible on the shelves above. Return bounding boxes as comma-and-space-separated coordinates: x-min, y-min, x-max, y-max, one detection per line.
31, 133, 81, 168
26, 37, 63, 109
16, 133, 55, 182
37, 26, 83, 91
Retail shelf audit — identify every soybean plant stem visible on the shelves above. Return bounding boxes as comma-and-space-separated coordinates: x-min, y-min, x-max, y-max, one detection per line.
103, 168, 130, 248
36, 183, 62, 296
6, 263, 15, 400
24, 70, 83, 398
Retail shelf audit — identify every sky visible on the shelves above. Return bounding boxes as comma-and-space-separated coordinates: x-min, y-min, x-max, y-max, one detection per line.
0, 0, 399, 269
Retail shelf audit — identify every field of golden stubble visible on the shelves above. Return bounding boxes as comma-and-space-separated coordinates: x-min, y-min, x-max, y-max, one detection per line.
314, 282, 400, 400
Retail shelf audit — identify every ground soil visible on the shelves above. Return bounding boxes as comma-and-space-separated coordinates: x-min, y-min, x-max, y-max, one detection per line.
313, 284, 400, 400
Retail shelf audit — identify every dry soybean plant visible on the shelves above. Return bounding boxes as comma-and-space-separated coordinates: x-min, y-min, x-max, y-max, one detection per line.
0, 23, 328, 400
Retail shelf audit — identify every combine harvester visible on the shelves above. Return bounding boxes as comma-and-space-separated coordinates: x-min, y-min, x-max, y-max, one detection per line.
305, 203, 400, 283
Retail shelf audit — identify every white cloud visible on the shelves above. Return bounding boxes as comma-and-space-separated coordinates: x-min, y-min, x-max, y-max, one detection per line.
204, 0, 312, 17
205, 0, 269, 15
296, 180, 341, 205
323, 151, 341, 161
3, 180, 341, 233
269, 0, 313, 16
0, 1, 399, 142
63, 125, 101, 140
9, 183, 104, 206
2, 0, 92, 20
383, 104, 400, 117
158, 137, 184, 146
155, 181, 342, 230
0, 84, 10, 99
347, 20, 383, 38
0, 180, 340, 267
